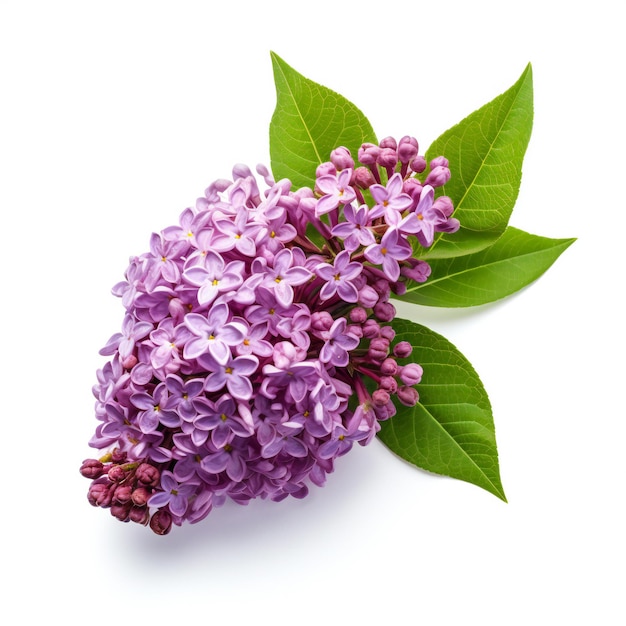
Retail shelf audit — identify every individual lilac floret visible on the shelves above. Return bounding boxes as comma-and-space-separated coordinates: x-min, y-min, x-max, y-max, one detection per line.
315, 250, 362, 302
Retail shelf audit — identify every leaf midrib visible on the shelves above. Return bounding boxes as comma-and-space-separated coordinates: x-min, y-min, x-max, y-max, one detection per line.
272, 53, 324, 165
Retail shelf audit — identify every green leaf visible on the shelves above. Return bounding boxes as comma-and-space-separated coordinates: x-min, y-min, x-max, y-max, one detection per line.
423, 64, 534, 259
377, 319, 506, 501
402, 227, 576, 307
269, 52, 377, 190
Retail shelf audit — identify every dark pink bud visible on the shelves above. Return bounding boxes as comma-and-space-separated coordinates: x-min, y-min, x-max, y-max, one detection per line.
358, 143, 380, 165
377, 147, 398, 170
372, 278, 391, 299
110, 503, 132, 522
374, 399, 397, 421
358, 285, 379, 308
430, 156, 449, 168
410, 155, 427, 174
368, 337, 389, 361
349, 306, 368, 324
110, 449, 126, 463
114, 484, 133, 504
380, 358, 398, 376
330, 146, 354, 170
432, 195, 454, 217
379, 325, 396, 342
311, 311, 334, 332
150, 510, 173, 536
403, 177, 423, 201
88, 482, 112, 508
130, 506, 150, 525
425, 165, 451, 187
399, 363, 424, 386
379, 136, 398, 150
353, 166, 376, 189
397, 385, 420, 406
393, 341, 413, 359
372, 389, 391, 406
398, 136, 419, 164
401, 259, 431, 283
362, 319, 381, 338
80, 459, 105, 479
374, 301, 396, 323
131, 486, 151, 507
379, 375, 398, 394
315, 161, 336, 179
107, 464, 127, 483
136, 463, 160, 487
347, 324, 363, 338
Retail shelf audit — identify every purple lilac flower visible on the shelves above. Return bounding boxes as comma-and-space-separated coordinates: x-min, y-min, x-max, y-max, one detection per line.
82, 136, 458, 533
364, 228, 413, 282
315, 168, 356, 216
315, 250, 363, 303
330, 203, 375, 252
183, 302, 247, 363
183, 251, 244, 306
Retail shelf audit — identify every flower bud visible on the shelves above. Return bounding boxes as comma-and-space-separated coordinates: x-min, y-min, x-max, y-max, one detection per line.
378, 147, 398, 170
393, 341, 413, 358
80, 459, 104, 479
136, 463, 160, 487
379, 324, 396, 342
379, 136, 398, 150
358, 285, 379, 309
349, 306, 368, 324
374, 301, 396, 322
358, 143, 380, 165
362, 319, 381, 338
310, 311, 334, 332
368, 337, 389, 361
315, 161, 336, 179
410, 155, 427, 174
425, 165, 451, 187
330, 146, 354, 171
107, 464, 127, 483
398, 136, 419, 164
131, 486, 151, 507
401, 259, 431, 283
399, 363, 423, 386
397, 385, 420, 406
353, 166, 376, 189
110, 502, 132, 522
372, 389, 391, 406
114, 484, 133, 504
379, 375, 398, 393
150, 510, 173, 536
129, 506, 150, 525
380, 358, 399, 376
432, 195, 454, 218
88, 482, 112, 508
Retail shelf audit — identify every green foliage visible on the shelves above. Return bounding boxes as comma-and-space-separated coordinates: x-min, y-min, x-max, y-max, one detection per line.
269, 52, 377, 190
378, 319, 506, 501
423, 64, 534, 259
403, 227, 576, 307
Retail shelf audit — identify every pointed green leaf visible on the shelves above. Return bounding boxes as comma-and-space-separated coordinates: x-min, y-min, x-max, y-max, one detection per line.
377, 319, 506, 501
424, 64, 534, 259
269, 52, 377, 190
402, 227, 576, 307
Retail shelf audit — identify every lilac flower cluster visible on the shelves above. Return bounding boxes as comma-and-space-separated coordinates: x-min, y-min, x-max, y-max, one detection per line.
81, 136, 459, 534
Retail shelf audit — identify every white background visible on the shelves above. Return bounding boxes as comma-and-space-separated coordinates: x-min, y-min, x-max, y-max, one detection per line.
1, 1, 623, 624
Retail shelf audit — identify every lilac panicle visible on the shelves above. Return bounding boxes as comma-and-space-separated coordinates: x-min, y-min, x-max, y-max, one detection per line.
82, 134, 459, 533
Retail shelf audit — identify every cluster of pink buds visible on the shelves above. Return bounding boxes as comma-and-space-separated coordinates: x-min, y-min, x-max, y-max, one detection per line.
80, 136, 459, 533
